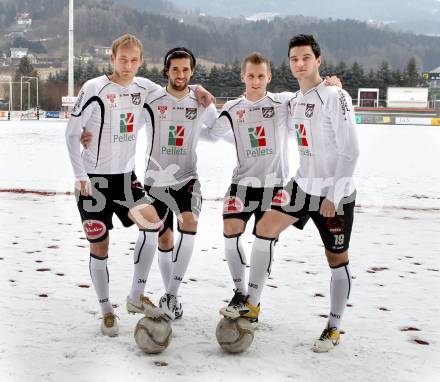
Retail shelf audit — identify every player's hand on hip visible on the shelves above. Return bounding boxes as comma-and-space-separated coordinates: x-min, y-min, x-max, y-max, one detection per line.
195, 85, 215, 107
320, 198, 336, 218
324, 75, 342, 88
80, 131, 93, 148
76, 180, 92, 196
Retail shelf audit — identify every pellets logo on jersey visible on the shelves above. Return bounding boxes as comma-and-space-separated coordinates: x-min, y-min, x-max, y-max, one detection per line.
223, 196, 244, 214
294, 123, 309, 147
83, 220, 106, 241
131, 92, 141, 105
158, 105, 168, 119
185, 108, 197, 120
262, 107, 275, 118
168, 125, 185, 146
236, 109, 245, 122
248, 126, 266, 148
120, 113, 134, 133
271, 189, 291, 206
305, 104, 315, 118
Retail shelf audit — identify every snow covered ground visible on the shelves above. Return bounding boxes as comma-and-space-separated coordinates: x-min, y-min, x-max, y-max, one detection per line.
0, 121, 439, 382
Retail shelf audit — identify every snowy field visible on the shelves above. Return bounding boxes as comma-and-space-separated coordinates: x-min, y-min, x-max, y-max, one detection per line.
0, 121, 439, 382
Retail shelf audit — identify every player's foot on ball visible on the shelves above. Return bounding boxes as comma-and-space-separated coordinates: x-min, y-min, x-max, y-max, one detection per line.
159, 293, 183, 320
219, 290, 260, 323
312, 326, 340, 353
100, 312, 119, 337
126, 294, 165, 319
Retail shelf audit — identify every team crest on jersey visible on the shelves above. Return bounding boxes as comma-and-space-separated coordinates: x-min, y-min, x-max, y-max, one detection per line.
106, 93, 117, 108
236, 109, 245, 122
158, 105, 168, 119
305, 104, 315, 118
271, 189, 291, 207
185, 108, 197, 120
131, 92, 141, 105
262, 107, 275, 118
326, 216, 345, 234
223, 196, 244, 214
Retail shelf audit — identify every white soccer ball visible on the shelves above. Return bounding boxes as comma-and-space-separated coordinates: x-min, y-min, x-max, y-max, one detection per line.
134, 316, 172, 354
216, 317, 255, 353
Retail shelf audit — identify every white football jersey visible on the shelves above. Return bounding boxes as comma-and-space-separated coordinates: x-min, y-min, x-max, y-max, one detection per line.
65, 75, 160, 180
143, 87, 218, 187
211, 92, 292, 188
288, 81, 360, 205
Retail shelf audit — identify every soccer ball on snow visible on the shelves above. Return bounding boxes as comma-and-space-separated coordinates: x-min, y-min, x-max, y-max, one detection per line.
134, 316, 172, 354
216, 317, 254, 353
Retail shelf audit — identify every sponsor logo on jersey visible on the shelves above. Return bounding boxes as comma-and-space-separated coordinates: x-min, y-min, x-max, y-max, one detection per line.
158, 105, 167, 119
338, 90, 351, 120
305, 103, 315, 118
271, 189, 291, 206
83, 220, 106, 240
185, 107, 197, 120
246, 126, 273, 157
131, 92, 141, 105
236, 109, 245, 122
262, 107, 275, 118
168, 125, 184, 146
72, 89, 85, 114
120, 112, 134, 133
223, 196, 244, 213
106, 93, 117, 108
248, 126, 266, 148
161, 125, 187, 155
294, 123, 312, 156
294, 123, 308, 147
113, 113, 136, 142
326, 216, 345, 233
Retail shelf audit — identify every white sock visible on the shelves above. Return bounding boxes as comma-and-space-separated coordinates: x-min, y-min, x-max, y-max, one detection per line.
247, 236, 275, 306
224, 234, 247, 294
89, 254, 113, 315
158, 247, 173, 290
167, 231, 196, 296
328, 262, 352, 330
128, 229, 159, 301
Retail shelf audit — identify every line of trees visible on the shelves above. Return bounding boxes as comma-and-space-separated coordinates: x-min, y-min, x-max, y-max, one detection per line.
5, 55, 427, 111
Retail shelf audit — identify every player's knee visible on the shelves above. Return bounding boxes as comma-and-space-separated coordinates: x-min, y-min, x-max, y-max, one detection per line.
255, 217, 276, 238
325, 249, 348, 267
90, 239, 109, 257
132, 205, 161, 229
178, 213, 198, 233
158, 229, 174, 251
223, 220, 244, 236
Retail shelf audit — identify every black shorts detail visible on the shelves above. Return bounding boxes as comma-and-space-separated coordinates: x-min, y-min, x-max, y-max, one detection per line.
222, 185, 281, 232
144, 179, 202, 236
270, 180, 355, 253
76, 172, 148, 243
